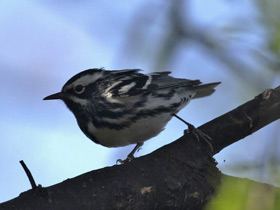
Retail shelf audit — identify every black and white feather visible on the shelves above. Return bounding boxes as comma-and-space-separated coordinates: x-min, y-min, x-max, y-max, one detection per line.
44, 68, 220, 148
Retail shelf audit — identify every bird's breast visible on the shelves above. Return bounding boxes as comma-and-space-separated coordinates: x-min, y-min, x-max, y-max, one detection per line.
81, 112, 173, 147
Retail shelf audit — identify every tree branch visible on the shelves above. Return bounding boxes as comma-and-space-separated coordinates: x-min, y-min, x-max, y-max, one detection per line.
1, 87, 280, 210
200, 87, 280, 154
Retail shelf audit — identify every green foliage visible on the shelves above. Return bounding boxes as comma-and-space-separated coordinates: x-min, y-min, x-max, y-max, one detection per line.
206, 175, 280, 210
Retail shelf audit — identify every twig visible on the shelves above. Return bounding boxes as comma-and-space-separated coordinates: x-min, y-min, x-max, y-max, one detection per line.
19, 160, 37, 190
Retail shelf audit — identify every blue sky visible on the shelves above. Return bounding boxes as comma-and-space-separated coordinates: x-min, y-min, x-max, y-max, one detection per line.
1, 0, 279, 203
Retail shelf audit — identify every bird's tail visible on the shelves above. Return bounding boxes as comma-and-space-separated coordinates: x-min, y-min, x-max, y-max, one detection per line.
191, 82, 221, 99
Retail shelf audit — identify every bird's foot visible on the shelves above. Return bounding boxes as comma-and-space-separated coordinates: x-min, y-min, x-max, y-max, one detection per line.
184, 123, 213, 151
116, 142, 143, 164
116, 154, 134, 165
172, 113, 213, 151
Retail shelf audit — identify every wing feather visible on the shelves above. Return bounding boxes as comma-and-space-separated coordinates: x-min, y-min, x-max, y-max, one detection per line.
103, 70, 220, 98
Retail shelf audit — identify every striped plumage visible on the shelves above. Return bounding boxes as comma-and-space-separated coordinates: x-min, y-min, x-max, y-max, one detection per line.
44, 68, 220, 160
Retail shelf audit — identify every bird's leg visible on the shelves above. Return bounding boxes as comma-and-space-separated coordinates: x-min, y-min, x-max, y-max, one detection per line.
117, 142, 144, 164
172, 113, 213, 151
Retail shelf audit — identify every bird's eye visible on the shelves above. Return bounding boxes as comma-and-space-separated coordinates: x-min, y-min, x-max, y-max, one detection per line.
74, 85, 85, 94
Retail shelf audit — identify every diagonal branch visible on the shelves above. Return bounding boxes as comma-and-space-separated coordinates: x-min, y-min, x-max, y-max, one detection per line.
1, 87, 280, 210
200, 86, 280, 154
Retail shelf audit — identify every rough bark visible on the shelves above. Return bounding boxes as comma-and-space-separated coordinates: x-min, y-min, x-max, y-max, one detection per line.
1, 87, 280, 210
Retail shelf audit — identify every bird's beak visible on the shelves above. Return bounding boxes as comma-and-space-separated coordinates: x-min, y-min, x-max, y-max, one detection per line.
43, 92, 65, 100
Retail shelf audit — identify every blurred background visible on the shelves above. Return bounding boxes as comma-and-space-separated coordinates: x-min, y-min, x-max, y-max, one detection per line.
1, 0, 280, 206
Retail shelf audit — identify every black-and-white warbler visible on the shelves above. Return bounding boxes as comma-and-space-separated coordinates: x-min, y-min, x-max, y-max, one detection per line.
44, 68, 220, 163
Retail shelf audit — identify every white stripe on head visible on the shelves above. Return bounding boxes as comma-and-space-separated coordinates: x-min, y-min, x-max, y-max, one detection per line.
68, 95, 88, 106
64, 72, 104, 91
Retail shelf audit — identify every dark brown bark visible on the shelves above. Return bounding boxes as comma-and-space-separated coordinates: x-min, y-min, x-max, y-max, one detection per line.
202, 87, 280, 154
1, 87, 280, 210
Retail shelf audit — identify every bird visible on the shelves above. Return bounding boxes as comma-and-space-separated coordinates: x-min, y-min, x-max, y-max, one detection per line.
44, 68, 220, 163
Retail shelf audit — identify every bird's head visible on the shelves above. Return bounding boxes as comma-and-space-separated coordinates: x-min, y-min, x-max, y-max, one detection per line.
43, 69, 105, 115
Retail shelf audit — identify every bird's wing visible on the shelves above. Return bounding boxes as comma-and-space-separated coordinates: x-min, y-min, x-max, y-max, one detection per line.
147, 72, 202, 90
103, 69, 149, 97
103, 70, 203, 98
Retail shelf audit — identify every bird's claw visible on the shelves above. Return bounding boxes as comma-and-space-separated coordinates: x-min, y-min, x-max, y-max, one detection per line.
172, 113, 213, 151
116, 155, 134, 165
185, 126, 213, 152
